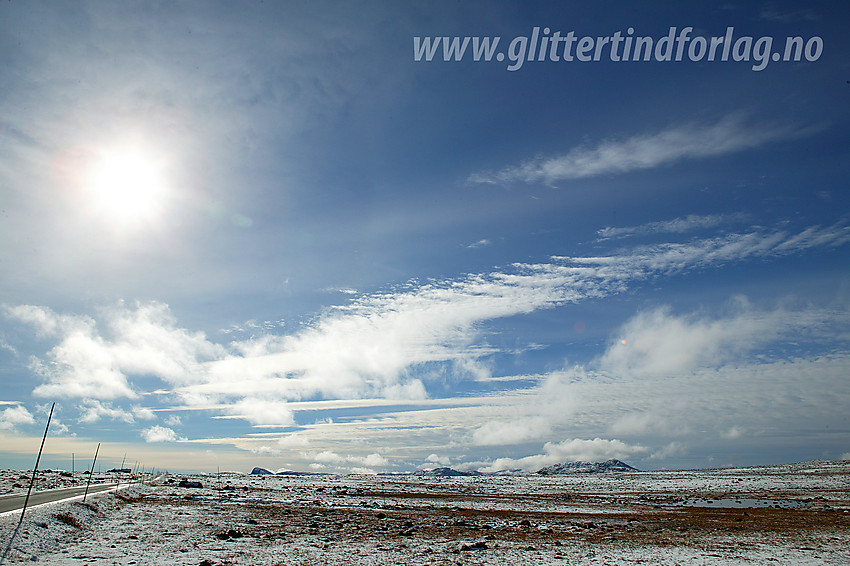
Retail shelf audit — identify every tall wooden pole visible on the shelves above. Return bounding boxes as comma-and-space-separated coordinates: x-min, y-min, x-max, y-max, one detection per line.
82, 443, 100, 503
19, 403, 54, 525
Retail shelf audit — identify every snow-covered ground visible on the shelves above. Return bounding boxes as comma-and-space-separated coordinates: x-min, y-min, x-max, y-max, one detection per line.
1, 460, 848, 565
0, 469, 122, 496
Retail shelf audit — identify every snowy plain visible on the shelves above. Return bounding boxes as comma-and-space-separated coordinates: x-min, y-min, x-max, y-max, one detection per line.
1, 460, 848, 565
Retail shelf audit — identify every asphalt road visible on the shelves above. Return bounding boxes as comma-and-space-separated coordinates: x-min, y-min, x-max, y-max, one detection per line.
0, 483, 120, 514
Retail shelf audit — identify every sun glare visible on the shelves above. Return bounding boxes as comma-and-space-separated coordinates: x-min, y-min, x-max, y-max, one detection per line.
87, 148, 166, 225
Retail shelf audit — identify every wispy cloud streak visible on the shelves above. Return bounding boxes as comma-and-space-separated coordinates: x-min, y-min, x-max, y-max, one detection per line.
596, 214, 747, 240
468, 116, 813, 185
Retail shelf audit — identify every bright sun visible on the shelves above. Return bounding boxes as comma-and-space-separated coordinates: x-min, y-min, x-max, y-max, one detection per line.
86, 148, 166, 225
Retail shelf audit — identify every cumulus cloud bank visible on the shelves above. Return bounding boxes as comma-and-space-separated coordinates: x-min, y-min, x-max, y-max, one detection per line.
4, 221, 849, 467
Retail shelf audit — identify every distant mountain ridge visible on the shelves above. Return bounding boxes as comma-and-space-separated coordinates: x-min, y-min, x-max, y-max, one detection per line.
413, 467, 482, 477
250, 459, 638, 477
250, 467, 327, 476
536, 459, 638, 475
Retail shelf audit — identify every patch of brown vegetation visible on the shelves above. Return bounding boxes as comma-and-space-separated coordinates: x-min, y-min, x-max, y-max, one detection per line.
118, 476, 850, 554
53, 512, 84, 530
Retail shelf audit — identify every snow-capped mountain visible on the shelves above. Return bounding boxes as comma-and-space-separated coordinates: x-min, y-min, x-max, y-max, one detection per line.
413, 467, 483, 477
535, 459, 638, 475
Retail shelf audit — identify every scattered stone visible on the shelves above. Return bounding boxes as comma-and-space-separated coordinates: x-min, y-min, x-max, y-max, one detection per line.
214, 528, 244, 540
458, 541, 487, 551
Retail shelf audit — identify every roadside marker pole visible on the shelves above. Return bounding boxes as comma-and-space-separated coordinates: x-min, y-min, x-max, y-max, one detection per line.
19, 403, 54, 525
82, 443, 100, 503
118, 453, 127, 488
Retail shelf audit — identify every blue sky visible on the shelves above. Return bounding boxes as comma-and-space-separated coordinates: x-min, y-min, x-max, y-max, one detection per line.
1, 1, 849, 474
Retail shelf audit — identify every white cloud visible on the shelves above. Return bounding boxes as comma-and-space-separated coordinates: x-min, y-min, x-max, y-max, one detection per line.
467, 239, 491, 249
425, 453, 451, 466
250, 445, 277, 455
468, 116, 810, 185
472, 416, 552, 446
0, 336, 17, 355
596, 299, 841, 379
226, 398, 294, 427
480, 438, 648, 472
362, 453, 389, 468
25, 317, 138, 400
164, 414, 183, 427
277, 433, 309, 448
132, 406, 157, 421
308, 450, 389, 472
650, 441, 687, 460
722, 427, 743, 440
48, 418, 73, 436
565, 223, 850, 279
5, 301, 225, 401
0, 405, 36, 431
597, 304, 778, 378
103, 301, 227, 385
4, 304, 81, 338
140, 425, 184, 443
78, 400, 135, 424
313, 450, 344, 464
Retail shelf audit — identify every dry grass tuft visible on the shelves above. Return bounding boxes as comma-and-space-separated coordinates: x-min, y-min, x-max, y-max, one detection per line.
53, 512, 84, 529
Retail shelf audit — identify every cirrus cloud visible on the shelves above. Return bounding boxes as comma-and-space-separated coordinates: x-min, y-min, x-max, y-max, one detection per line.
468, 116, 816, 185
